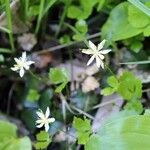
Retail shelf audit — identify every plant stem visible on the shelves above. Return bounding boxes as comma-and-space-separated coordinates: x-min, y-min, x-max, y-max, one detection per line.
55, 0, 71, 37
5, 0, 15, 52
35, 0, 45, 34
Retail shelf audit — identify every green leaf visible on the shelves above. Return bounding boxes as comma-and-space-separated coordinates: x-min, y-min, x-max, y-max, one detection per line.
49, 68, 69, 84
85, 113, 150, 150
101, 2, 143, 41
128, 5, 150, 28
55, 81, 67, 93
27, 89, 40, 102
130, 40, 143, 53
124, 100, 143, 114
0, 121, 17, 140
0, 121, 31, 150
49, 68, 69, 93
143, 25, 150, 36
107, 76, 118, 88
101, 87, 115, 96
118, 72, 142, 101
128, 0, 150, 17
34, 131, 51, 150
75, 20, 88, 34
73, 117, 92, 144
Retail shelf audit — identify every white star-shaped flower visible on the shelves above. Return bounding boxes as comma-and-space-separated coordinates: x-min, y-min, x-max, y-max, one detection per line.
82, 40, 111, 69
11, 52, 34, 77
36, 107, 55, 132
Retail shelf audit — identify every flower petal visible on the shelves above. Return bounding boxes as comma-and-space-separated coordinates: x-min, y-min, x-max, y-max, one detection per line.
14, 58, 20, 64
36, 110, 45, 119
100, 60, 104, 69
24, 64, 30, 70
22, 52, 27, 61
82, 49, 93, 54
98, 53, 105, 60
100, 49, 111, 54
45, 107, 50, 118
19, 67, 25, 77
11, 66, 18, 71
44, 123, 49, 132
48, 118, 55, 123
87, 55, 95, 66
26, 61, 34, 65
96, 56, 101, 68
98, 39, 106, 50
89, 41, 97, 51
36, 123, 44, 128
36, 119, 43, 124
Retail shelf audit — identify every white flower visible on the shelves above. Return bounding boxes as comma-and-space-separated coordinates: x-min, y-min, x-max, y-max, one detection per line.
11, 52, 34, 77
36, 107, 55, 132
82, 40, 111, 69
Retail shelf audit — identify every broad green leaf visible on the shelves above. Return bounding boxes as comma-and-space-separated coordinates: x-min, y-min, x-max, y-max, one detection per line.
0, 121, 31, 150
128, 5, 150, 28
143, 25, 150, 36
128, 0, 150, 17
73, 117, 92, 144
85, 113, 150, 150
0, 121, 17, 140
1, 137, 32, 150
101, 2, 143, 41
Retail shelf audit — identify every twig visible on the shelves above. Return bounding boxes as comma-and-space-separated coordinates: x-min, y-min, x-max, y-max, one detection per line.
71, 105, 94, 120
33, 32, 101, 55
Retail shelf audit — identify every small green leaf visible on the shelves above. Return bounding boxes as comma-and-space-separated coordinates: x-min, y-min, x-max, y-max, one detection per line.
27, 89, 40, 102
34, 131, 51, 150
49, 68, 69, 84
107, 76, 118, 88
75, 20, 88, 34
73, 117, 92, 144
36, 131, 49, 141
124, 100, 143, 114
101, 87, 115, 96
49, 68, 69, 93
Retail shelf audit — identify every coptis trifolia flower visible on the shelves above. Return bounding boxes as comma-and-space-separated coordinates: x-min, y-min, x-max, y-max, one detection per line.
36, 107, 55, 132
11, 52, 34, 77
82, 40, 111, 69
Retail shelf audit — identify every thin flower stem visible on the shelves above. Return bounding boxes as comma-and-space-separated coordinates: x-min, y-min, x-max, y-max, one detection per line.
105, 65, 116, 77
28, 70, 50, 85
